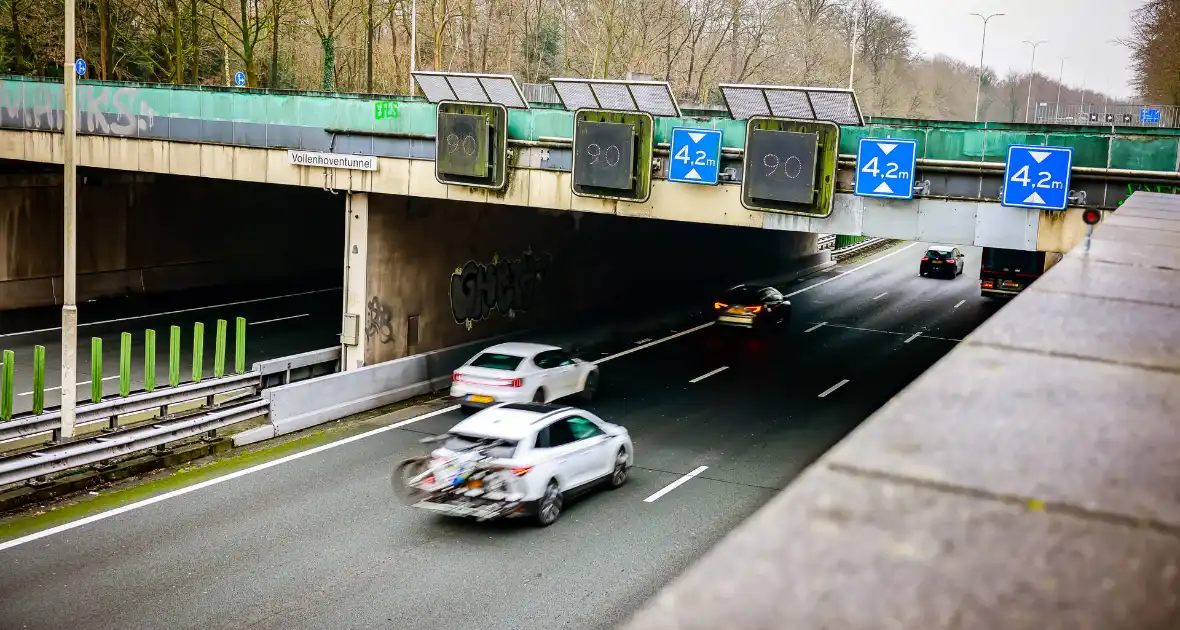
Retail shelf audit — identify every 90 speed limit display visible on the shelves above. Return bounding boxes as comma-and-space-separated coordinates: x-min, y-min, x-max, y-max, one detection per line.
740, 116, 840, 217
434, 101, 508, 189
571, 110, 655, 202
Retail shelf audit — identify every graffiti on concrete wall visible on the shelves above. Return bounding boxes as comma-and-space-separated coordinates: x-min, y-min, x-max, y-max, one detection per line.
1118, 183, 1180, 205
449, 249, 553, 330
365, 296, 394, 344
0, 84, 158, 135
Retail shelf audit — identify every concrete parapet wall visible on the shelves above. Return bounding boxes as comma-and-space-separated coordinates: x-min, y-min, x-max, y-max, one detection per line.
0, 172, 343, 311
619, 191, 1180, 629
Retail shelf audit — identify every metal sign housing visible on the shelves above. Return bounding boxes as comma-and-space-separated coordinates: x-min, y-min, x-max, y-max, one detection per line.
740, 117, 841, 217
571, 109, 655, 202
434, 101, 508, 189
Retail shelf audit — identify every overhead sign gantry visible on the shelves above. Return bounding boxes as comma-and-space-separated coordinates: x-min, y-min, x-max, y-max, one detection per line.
551, 77, 681, 203
412, 71, 530, 189
719, 84, 863, 218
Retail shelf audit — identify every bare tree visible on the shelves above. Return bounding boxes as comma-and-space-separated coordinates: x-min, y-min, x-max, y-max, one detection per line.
307, 0, 361, 89
204, 0, 270, 85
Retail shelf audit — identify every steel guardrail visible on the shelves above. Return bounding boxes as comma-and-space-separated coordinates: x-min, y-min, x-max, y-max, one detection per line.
818, 234, 836, 250
0, 399, 270, 486
0, 371, 261, 442
831, 237, 888, 259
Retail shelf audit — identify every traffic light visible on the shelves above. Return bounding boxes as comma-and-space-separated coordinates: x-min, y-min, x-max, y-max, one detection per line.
1082, 208, 1102, 225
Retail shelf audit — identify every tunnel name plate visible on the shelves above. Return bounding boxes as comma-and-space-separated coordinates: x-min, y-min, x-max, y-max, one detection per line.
286, 150, 377, 171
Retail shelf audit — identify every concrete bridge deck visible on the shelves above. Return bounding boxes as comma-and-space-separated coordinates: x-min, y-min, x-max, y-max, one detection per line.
1, 76, 1178, 253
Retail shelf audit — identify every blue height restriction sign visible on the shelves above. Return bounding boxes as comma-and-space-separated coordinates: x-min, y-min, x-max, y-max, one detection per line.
668, 127, 723, 186
1002, 145, 1074, 211
854, 138, 918, 200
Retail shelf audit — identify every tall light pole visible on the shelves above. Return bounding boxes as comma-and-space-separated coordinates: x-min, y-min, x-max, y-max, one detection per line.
1054, 56, 1069, 121
848, 3, 859, 90
970, 12, 1004, 122
1023, 40, 1047, 123
62, 0, 78, 438
408, 0, 417, 95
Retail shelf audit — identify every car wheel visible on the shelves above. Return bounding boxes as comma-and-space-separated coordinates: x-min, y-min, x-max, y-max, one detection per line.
608, 448, 629, 489
533, 388, 547, 403
581, 370, 599, 402
535, 480, 563, 527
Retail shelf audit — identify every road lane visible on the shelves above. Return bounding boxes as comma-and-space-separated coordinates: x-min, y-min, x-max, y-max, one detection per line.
0, 241, 1003, 630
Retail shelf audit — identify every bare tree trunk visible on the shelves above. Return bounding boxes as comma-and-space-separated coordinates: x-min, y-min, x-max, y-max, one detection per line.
190, 0, 200, 83
98, 0, 110, 79
269, 1, 280, 86
366, 0, 374, 91
172, 0, 185, 83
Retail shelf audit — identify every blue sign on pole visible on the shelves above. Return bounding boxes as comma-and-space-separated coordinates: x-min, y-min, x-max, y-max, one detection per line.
854, 138, 918, 200
74, 58, 87, 76
1002, 145, 1074, 211
234, 71, 247, 87
668, 127, 723, 186
1141, 108, 1162, 124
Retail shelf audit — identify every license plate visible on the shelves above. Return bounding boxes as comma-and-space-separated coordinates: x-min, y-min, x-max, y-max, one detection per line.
466, 479, 483, 489
719, 315, 750, 324
1001, 281, 1020, 289
727, 307, 745, 314
467, 394, 493, 403
931, 260, 942, 264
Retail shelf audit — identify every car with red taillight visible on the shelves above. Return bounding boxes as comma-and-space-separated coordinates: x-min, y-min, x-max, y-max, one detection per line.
450, 342, 600, 414
713, 284, 791, 331
919, 246, 965, 278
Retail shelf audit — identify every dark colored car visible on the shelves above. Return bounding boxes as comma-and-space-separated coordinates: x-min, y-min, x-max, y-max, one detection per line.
713, 285, 791, 330
919, 246, 965, 278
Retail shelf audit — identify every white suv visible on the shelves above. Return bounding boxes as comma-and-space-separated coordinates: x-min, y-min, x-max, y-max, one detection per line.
416, 403, 633, 526
450, 342, 600, 413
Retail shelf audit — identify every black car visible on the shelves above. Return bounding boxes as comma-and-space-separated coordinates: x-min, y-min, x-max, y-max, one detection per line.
920, 246, 965, 278
713, 284, 791, 330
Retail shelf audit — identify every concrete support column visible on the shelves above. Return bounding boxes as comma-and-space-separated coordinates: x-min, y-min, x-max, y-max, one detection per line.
340, 192, 368, 370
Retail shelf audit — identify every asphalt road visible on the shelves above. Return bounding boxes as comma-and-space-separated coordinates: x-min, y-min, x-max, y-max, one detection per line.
0, 242, 1003, 630
0, 285, 342, 415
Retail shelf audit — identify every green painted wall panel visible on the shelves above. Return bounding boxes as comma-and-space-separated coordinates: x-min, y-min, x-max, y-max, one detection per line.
1046, 134, 1110, 168
1110, 137, 1179, 172
983, 131, 1046, 162
232, 93, 269, 122
297, 97, 339, 128
200, 91, 235, 120
165, 90, 203, 118
925, 129, 983, 162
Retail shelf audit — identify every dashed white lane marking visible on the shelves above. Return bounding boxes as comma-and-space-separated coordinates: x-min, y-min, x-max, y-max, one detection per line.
954, 299, 966, 308
783, 243, 920, 298
818, 379, 850, 398
249, 314, 310, 326
634, 338, 653, 345
822, 323, 961, 342
0, 288, 340, 339
644, 466, 709, 503
689, 366, 729, 383
593, 322, 714, 365
904, 332, 923, 344
0, 404, 462, 552
872, 292, 888, 300
804, 322, 827, 333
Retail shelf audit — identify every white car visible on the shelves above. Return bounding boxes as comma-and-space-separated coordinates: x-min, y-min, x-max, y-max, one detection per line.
415, 403, 634, 526
450, 342, 599, 413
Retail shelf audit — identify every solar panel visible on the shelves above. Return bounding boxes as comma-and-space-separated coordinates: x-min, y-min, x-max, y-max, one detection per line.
411, 72, 531, 109
719, 84, 863, 125
550, 78, 682, 117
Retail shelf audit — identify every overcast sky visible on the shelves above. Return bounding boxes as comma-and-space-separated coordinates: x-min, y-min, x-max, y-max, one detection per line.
877, 0, 1139, 99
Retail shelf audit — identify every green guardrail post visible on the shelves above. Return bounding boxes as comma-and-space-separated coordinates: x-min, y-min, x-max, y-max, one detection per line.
91, 337, 103, 403
235, 317, 246, 374
1, 349, 13, 422
32, 345, 46, 414
169, 325, 180, 387
119, 332, 132, 396
192, 322, 205, 383
214, 319, 227, 378
145, 330, 156, 392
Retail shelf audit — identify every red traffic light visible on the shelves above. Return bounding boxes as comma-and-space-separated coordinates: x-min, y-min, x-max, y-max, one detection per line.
1082, 209, 1102, 225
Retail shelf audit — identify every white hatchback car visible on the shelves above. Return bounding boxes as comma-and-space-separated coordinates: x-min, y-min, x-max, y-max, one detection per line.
450, 342, 600, 413
424, 403, 634, 526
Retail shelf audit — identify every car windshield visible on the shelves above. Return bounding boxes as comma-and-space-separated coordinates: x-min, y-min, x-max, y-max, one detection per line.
442, 433, 518, 458
926, 249, 953, 259
721, 287, 764, 304
469, 353, 525, 370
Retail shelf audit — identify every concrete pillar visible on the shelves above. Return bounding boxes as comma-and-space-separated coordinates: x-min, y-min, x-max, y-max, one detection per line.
340, 192, 368, 370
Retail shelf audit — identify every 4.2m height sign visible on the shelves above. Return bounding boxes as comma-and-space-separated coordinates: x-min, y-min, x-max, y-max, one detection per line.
1002, 145, 1074, 211
668, 127, 723, 186
854, 138, 917, 200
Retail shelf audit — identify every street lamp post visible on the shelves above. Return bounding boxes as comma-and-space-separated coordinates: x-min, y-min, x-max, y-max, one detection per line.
61, 0, 78, 439
848, 4, 859, 90
1054, 56, 1069, 121
1023, 40, 1047, 123
970, 12, 1004, 122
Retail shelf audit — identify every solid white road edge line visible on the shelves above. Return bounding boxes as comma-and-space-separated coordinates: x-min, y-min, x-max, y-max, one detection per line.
20, 374, 120, 396
249, 314, 311, 326
592, 322, 714, 365
0, 288, 340, 339
804, 322, 827, 333
689, 366, 729, 384
0, 404, 462, 552
643, 466, 709, 503
783, 242, 919, 298
818, 379, 850, 398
